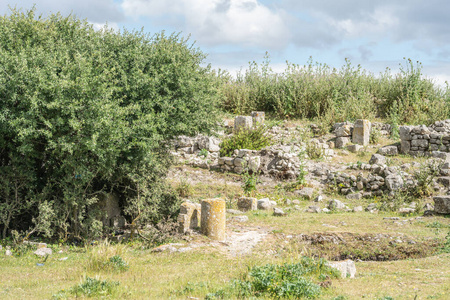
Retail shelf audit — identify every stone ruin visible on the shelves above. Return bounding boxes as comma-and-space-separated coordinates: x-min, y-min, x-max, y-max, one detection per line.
178, 199, 226, 241
333, 119, 373, 149
399, 120, 450, 155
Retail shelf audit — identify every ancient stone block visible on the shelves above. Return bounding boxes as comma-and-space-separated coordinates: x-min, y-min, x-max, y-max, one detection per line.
377, 145, 398, 156
352, 119, 371, 146
334, 125, 353, 137
251, 111, 265, 126
335, 137, 350, 149
433, 196, 450, 214
234, 116, 253, 133
369, 154, 386, 165
178, 202, 201, 233
237, 197, 257, 211
327, 259, 356, 278
201, 199, 226, 241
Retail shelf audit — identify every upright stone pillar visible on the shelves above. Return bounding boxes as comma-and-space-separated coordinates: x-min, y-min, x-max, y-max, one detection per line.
234, 116, 253, 133
251, 111, 265, 126
352, 119, 371, 146
201, 198, 226, 241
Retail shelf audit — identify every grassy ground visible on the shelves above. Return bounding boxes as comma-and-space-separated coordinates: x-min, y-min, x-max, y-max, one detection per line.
2, 121, 450, 299
1, 208, 449, 299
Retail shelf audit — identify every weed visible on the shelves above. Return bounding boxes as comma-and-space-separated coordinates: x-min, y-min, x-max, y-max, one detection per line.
206, 257, 339, 299
85, 240, 128, 272
426, 221, 449, 229
176, 176, 192, 198
439, 230, 450, 254
241, 169, 260, 196
198, 148, 209, 158
52, 276, 119, 299
306, 141, 324, 160
370, 127, 382, 144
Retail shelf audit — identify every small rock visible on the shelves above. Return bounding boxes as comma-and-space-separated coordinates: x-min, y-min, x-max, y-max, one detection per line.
322, 208, 330, 213
292, 200, 300, 205
347, 144, 363, 153
353, 206, 363, 212
346, 193, 362, 200
294, 187, 314, 200
34, 247, 52, 257
227, 209, 244, 215
232, 216, 249, 222
377, 145, 398, 156
314, 195, 324, 202
58, 257, 68, 261
398, 207, 415, 214
273, 208, 287, 216
285, 199, 292, 205
257, 198, 272, 210
369, 154, 386, 165
6, 250, 12, 256
305, 206, 321, 213
328, 199, 346, 210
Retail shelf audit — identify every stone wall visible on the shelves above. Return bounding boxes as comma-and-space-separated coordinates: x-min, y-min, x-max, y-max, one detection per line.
400, 120, 450, 155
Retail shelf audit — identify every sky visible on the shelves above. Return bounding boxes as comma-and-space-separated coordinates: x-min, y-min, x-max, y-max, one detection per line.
2, 0, 450, 86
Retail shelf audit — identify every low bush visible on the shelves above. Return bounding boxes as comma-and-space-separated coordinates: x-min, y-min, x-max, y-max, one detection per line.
219, 125, 273, 157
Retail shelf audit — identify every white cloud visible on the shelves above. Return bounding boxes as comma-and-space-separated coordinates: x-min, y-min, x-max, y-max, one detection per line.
121, 0, 290, 49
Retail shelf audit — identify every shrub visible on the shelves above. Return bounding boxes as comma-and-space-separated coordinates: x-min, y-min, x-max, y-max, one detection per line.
219, 125, 272, 157
0, 8, 220, 239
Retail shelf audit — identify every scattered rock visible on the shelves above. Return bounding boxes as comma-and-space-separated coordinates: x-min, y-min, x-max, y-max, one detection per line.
6, 249, 12, 256
227, 209, 244, 215
378, 145, 398, 156
257, 198, 272, 210
34, 247, 52, 257
353, 206, 363, 212
237, 197, 257, 212
232, 216, 249, 222
398, 207, 415, 215
328, 199, 346, 210
295, 187, 314, 200
347, 144, 363, 153
327, 259, 357, 278
369, 154, 386, 165
346, 193, 362, 200
273, 208, 287, 216
314, 195, 324, 202
305, 206, 321, 213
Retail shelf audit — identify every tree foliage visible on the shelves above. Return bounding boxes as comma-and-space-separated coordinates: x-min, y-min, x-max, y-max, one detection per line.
0, 8, 220, 239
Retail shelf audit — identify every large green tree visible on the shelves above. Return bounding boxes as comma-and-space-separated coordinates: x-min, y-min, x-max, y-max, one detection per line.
0, 8, 220, 239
